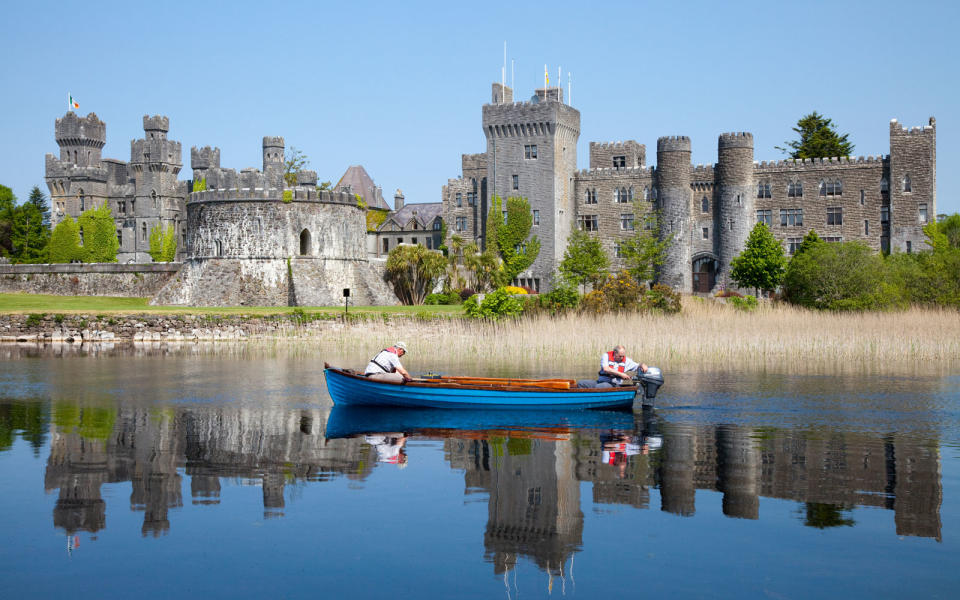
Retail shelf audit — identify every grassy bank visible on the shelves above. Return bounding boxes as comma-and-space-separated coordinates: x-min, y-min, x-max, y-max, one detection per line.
0, 293, 463, 317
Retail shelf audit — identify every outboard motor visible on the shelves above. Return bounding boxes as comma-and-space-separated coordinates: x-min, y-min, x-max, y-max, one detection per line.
636, 367, 664, 403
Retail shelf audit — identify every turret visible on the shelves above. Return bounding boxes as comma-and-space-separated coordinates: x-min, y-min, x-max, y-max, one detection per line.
263, 136, 285, 188
888, 117, 936, 253
191, 146, 221, 183
716, 132, 755, 290
55, 112, 106, 167
142, 115, 169, 140
656, 136, 692, 292
492, 83, 513, 104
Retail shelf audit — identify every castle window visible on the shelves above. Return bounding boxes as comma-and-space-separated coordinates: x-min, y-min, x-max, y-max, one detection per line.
787, 181, 803, 197
860, 190, 865, 205
620, 213, 635, 231
78, 188, 85, 211
142, 222, 147, 241
300, 229, 312, 256
615, 243, 623, 259
455, 216, 468, 232
456, 193, 462, 207
466, 192, 475, 206
919, 203, 928, 223
612, 156, 626, 170
426, 238, 432, 250
577, 215, 598, 231
585, 189, 597, 204
215, 240, 223, 256
152, 190, 158, 209
881, 205, 890, 223
757, 182, 771, 198
827, 206, 843, 225
512, 175, 519, 190
880, 177, 889, 192
824, 236, 842, 243
902, 175, 912, 193
131, 200, 135, 212
524, 144, 538, 159
787, 237, 802, 255
78, 227, 83, 245
533, 210, 540, 225
117, 229, 122, 245
865, 220, 870, 235
756, 209, 772, 227
412, 237, 418, 245
502, 210, 508, 224
819, 179, 843, 197
615, 188, 631, 204
780, 208, 803, 227
433, 219, 442, 230
383, 238, 389, 253
702, 227, 709, 240
643, 187, 650, 201
906, 241, 912, 253
701, 196, 709, 213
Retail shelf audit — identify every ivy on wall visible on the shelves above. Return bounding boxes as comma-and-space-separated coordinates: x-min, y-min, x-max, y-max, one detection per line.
77, 204, 119, 262
48, 216, 84, 263
148, 223, 178, 262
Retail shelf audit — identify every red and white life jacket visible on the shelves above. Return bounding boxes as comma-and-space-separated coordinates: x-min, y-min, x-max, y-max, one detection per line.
599, 350, 628, 376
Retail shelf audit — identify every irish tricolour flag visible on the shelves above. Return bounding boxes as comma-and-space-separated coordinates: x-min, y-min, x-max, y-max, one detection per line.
68, 94, 79, 111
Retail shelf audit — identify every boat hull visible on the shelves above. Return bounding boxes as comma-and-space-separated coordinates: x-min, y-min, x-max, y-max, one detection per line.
324, 367, 638, 410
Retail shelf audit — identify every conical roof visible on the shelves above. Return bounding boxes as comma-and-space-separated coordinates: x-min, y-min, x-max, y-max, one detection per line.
334, 165, 390, 210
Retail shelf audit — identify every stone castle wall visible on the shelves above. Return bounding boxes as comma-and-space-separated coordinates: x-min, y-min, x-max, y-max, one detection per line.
0, 263, 180, 297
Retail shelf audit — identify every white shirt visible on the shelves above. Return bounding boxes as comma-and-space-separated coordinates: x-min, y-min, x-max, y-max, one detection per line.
365, 349, 402, 375
600, 352, 640, 373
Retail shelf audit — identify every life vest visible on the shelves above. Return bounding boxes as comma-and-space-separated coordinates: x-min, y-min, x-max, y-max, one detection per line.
599, 350, 627, 377
370, 347, 399, 373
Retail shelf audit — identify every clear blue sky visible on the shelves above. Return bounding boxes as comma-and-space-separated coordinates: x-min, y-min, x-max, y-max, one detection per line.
2, 0, 957, 215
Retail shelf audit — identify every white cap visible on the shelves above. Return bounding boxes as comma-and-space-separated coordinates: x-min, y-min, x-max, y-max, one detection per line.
395, 341, 407, 352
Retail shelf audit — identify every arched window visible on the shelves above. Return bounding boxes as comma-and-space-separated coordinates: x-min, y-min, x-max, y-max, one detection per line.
151, 190, 158, 209
628, 186, 634, 202
299, 229, 312, 256
701, 196, 709, 213
141, 222, 147, 241
902, 174, 912, 193
215, 240, 223, 256
880, 177, 889, 192
78, 188, 85, 211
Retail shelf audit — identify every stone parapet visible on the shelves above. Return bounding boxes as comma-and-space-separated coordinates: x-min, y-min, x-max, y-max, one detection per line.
0, 263, 180, 297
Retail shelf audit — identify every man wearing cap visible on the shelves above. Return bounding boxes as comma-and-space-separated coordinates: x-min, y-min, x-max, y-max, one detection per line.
364, 342, 412, 383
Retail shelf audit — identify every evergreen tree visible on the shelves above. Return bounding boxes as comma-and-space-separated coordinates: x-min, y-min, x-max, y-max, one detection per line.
0, 184, 15, 257
777, 111, 854, 159
486, 195, 540, 283
77, 204, 119, 262
9, 203, 49, 263
48, 216, 84, 263
730, 222, 787, 295
27, 186, 50, 227
559, 229, 609, 289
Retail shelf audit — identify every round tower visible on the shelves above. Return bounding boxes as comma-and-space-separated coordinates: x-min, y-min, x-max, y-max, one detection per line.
55, 112, 106, 167
656, 136, 692, 292
716, 133, 755, 290
262, 136, 285, 188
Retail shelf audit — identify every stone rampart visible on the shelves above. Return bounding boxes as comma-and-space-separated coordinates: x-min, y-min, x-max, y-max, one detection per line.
0, 263, 180, 297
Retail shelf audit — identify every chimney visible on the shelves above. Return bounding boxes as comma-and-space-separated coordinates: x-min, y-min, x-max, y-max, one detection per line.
394, 189, 405, 211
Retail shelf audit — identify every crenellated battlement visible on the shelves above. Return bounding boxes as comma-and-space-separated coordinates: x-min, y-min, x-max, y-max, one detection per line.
718, 132, 753, 149
890, 117, 936, 136
45, 154, 109, 182
191, 146, 221, 170
576, 165, 653, 178
130, 137, 183, 165
296, 170, 317, 186
189, 186, 359, 205
55, 112, 106, 148
753, 155, 886, 171
143, 115, 169, 133
657, 136, 691, 153
262, 136, 284, 148
691, 164, 715, 179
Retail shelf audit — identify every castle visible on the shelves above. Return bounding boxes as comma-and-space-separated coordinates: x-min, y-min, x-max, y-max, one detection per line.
443, 83, 937, 293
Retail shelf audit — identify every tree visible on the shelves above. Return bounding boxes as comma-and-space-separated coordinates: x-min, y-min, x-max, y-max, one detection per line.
0, 184, 14, 212
385, 244, 447, 305
0, 185, 16, 257
938, 213, 960, 249
794, 229, 825, 258
486, 195, 540, 282
148, 223, 178, 262
776, 111, 854, 159
48, 216, 84, 263
27, 186, 51, 227
559, 229, 608, 289
77, 204, 119, 262
8, 203, 49, 263
619, 208, 671, 284
284, 146, 309, 187
730, 222, 786, 295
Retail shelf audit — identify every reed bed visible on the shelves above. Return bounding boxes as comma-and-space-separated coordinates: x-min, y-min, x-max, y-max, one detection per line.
313, 300, 960, 375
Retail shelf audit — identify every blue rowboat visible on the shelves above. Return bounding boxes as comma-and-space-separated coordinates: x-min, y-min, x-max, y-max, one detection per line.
323, 364, 652, 410
324, 405, 637, 439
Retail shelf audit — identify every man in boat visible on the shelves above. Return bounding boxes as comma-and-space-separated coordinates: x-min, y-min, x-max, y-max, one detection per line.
577, 345, 648, 388
364, 342, 413, 383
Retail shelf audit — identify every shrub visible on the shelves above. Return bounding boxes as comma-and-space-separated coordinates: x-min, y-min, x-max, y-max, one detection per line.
459, 288, 476, 301
580, 271, 644, 314
728, 294, 759, 311
503, 285, 527, 295
424, 292, 461, 305
520, 284, 579, 316
463, 288, 524, 320
77, 204, 119, 262
282, 190, 293, 204
643, 283, 682, 313
715, 289, 743, 298
48, 216, 84, 263
783, 241, 895, 310
25, 313, 44, 327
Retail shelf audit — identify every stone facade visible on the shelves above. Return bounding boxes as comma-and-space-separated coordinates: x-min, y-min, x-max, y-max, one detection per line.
0, 263, 179, 297
443, 84, 937, 293
45, 113, 188, 263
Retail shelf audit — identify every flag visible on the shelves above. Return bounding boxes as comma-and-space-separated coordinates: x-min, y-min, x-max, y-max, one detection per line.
68, 94, 79, 111
544, 65, 549, 86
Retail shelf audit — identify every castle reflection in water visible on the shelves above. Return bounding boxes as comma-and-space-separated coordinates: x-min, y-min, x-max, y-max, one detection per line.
16, 399, 941, 575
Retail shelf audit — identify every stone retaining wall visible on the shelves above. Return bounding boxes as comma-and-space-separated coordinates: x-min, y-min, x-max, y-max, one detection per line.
0, 263, 181, 297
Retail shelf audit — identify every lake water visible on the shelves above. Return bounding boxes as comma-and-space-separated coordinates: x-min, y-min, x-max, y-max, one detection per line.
1, 345, 958, 598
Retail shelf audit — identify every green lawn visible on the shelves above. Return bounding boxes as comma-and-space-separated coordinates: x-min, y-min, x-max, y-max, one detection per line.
0, 293, 464, 316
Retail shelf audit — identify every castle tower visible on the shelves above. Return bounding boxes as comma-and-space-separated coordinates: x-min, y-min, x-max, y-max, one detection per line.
482, 85, 580, 292
888, 118, 936, 253
190, 146, 221, 185
716, 132, 755, 290
394, 189, 405, 211
656, 136, 692, 292
129, 115, 185, 262
263, 136, 285, 188
55, 112, 106, 167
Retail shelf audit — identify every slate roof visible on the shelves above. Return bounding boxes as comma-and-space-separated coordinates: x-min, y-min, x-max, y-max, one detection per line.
334, 165, 390, 210
380, 202, 443, 231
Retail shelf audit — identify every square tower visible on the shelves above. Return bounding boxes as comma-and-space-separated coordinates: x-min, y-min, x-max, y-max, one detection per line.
482, 87, 580, 291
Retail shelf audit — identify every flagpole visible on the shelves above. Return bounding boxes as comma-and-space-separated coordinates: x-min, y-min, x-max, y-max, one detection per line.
502, 41, 506, 103
558, 66, 561, 102
569, 72, 572, 106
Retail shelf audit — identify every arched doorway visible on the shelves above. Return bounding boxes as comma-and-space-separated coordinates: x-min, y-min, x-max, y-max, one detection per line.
692, 255, 717, 294
299, 229, 312, 256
